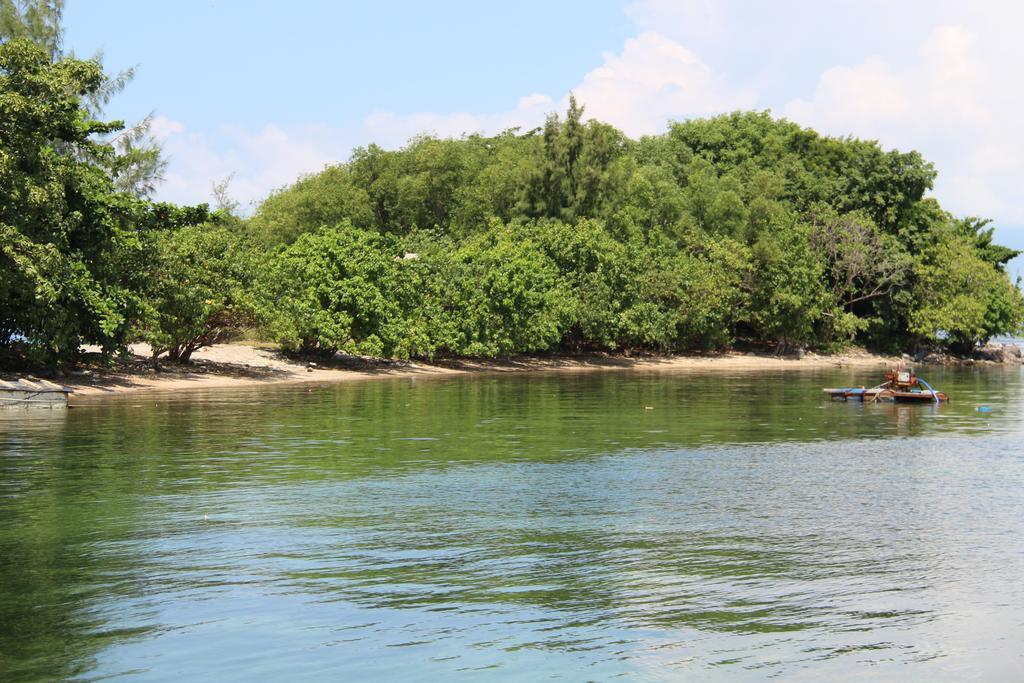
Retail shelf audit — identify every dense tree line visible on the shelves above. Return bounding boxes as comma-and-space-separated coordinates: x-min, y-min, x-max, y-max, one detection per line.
243, 98, 1023, 359
2, 28, 1021, 369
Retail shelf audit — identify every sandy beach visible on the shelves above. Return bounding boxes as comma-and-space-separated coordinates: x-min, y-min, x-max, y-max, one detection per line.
39, 343, 903, 399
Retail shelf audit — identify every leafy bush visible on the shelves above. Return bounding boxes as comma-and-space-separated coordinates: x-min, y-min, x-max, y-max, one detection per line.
137, 222, 261, 362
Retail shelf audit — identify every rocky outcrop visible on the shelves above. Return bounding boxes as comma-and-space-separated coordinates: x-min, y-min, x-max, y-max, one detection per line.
974, 343, 1023, 364
912, 343, 1022, 365
913, 349, 954, 364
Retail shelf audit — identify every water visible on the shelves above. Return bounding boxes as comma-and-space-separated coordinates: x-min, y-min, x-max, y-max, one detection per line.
1, 366, 1022, 681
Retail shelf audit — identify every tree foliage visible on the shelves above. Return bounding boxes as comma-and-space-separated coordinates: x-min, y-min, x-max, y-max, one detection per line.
909, 235, 1024, 352
137, 220, 261, 362
263, 222, 425, 358
3, 29, 1020, 369
0, 0, 62, 58
0, 39, 205, 366
1, 0, 166, 197
248, 106, 1022, 358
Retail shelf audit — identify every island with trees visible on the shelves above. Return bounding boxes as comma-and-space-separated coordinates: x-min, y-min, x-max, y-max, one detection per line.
2, 6, 1022, 380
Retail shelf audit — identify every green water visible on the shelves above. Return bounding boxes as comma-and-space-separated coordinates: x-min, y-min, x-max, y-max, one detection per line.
1, 366, 1023, 681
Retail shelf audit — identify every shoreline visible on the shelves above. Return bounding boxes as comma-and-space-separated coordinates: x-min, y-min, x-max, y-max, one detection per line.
13, 343, 915, 401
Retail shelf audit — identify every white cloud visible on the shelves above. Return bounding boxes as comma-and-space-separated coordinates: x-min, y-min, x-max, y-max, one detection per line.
359, 31, 754, 143
149, 116, 184, 139
360, 92, 554, 148
785, 25, 989, 142
517, 93, 553, 109
784, 58, 911, 132
783, 23, 1024, 226
918, 25, 989, 125
573, 32, 755, 136
154, 117, 353, 211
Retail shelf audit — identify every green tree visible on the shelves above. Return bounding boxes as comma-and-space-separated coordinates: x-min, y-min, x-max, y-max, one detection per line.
533, 218, 629, 350
954, 216, 1021, 271
749, 222, 833, 350
265, 222, 427, 358
909, 235, 1024, 352
0, 39, 204, 367
808, 207, 910, 340
238, 104, 1022, 359
0, 0, 62, 58
681, 158, 749, 238
442, 222, 564, 356
616, 234, 748, 351
527, 96, 628, 222
1, 0, 166, 196
250, 165, 374, 246
137, 222, 262, 363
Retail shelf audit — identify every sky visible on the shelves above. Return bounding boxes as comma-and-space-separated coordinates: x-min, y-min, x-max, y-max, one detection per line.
63, 0, 1024, 273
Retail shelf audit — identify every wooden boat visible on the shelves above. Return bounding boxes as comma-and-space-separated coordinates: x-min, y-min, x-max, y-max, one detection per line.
0, 378, 73, 408
824, 368, 948, 403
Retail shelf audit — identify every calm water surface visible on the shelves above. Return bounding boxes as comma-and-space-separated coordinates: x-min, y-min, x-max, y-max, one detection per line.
1, 366, 1022, 681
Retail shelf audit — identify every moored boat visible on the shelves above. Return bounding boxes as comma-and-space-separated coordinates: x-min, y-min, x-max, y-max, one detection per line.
824, 368, 948, 403
0, 378, 73, 408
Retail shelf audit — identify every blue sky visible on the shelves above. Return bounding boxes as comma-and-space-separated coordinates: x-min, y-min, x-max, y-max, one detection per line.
64, 1, 1023, 274
64, 1, 632, 126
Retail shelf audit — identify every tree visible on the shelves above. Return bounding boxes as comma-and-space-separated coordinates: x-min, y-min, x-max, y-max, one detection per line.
0, 0, 62, 58
809, 208, 910, 340
250, 165, 374, 245
239, 105, 1022, 359
955, 216, 1021, 271
1, 0, 166, 197
526, 96, 628, 223
532, 218, 628, 350
0, 39, 204, 367
909, 235, 1024, 352
264, 222, 427, 358
749, 222, 833, 350
137, 223, 261, 363
614, 234, 748, 351
681, 158, 749, 238
442, 222, 564, 356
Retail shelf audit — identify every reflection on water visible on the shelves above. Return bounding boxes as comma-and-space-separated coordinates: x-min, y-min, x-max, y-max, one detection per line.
1, 366, 1023, 681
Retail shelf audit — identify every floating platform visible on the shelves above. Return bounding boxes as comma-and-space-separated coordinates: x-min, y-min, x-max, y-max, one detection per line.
823, 387, 949, 402
824, 367, 949, 403
0, 378, 73, 408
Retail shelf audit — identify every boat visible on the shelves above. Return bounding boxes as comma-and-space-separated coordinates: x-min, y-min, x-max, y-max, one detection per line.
824, 367, 948, 403
0, 378, 73, 408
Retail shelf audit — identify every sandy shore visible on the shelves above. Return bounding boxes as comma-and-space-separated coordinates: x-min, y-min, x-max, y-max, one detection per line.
40, 343, 900, 399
